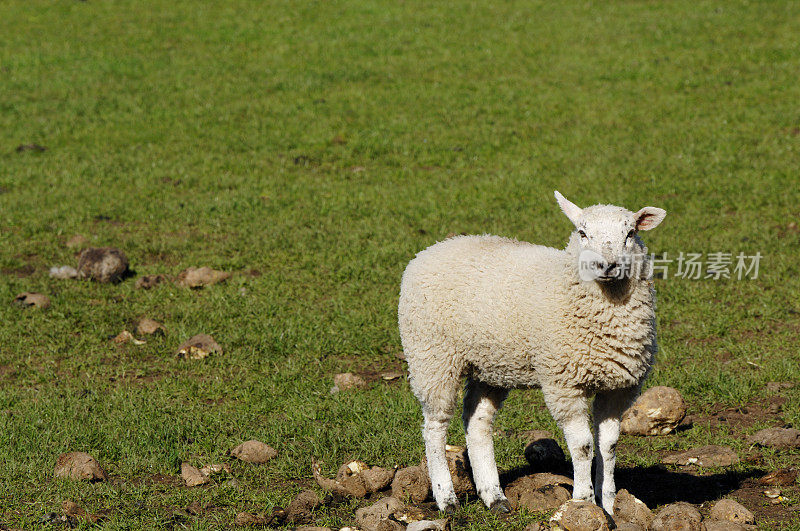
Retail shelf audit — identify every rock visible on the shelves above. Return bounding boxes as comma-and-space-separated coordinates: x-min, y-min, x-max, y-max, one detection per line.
113, 330, 146, 345
181, 463, 208, 487
49, 265, 79, 279
747, 427, 800, 448
234, 511, 268, 526
136, 274, 168, 289
505, 473, 572, 512
613, 489, 653, 528
758, 468, 798, 486
54, 452, 107, 481
421, 446, 475, 496
13, 292, 50, 309
331, 372, 368, 393
177, 266, 230, 288
550, 500, 613, 530
391, 466, 430, 504
177, 334, 222, 359
766, 381, 794, 393
649, 502, 703, 531
285, 490, 321, 524
77, 247, 129, 283
231, 440, 278, 464
66, 234, 88, 248
662, 445, 739, 467
708, 499, 755, 525
355, 496, 404, 531
621, 386, 686, 436
406, 520, 450, 531
136, 318, 166, 336
704, 522, 750, 531
524, 432, 566, 469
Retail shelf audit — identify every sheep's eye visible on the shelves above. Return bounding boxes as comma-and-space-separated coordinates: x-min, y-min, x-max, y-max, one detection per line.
578, 230, 587, 239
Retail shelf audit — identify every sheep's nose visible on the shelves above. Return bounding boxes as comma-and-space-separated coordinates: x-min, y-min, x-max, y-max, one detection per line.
604, 262, 618, 276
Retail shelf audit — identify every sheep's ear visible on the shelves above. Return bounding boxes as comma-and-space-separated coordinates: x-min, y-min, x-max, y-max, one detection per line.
634, 207, 666, 231
554, 191, 582, 226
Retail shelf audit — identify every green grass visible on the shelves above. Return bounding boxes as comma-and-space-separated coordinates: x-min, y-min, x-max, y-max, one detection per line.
1, 0, 800, 528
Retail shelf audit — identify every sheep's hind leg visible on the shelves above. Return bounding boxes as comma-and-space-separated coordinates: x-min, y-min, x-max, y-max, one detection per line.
421, 381, 461, 513
463, 378, 510, 513
593, 386, 638, 514
543, 386, 594, 503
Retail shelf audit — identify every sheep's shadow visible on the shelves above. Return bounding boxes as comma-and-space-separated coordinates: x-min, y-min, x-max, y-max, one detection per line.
499, 463, 760, 507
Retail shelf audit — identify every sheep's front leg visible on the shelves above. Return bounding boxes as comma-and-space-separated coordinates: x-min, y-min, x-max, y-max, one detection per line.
463, 379, 510, 512
593, 386, 638, 513
543, 387, 594, 502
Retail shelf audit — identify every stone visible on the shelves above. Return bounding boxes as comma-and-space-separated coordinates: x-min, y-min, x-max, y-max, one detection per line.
135, 274, 167, 289
613, 489, 653, 529
391, 466, 430, 504
285, 490, 321, 524
77, 247, 129, 283
355, 496, 404, 531
708, 499, 755, 525
136, 318, 166, 336
758, 468, 798, 486
421, 446, 475, 496
550, 500, 613, 530
13, 292, 50, 309
649, 502, 703, 531
406, 519, 449, 531
177, 334, 222, 359
177, 266, 230, 288
181, 463, 208, 487
331, 372, 368, 392
54, 452, 107, 481
621, 386, 686, 436
505, 474, 572, 512
662, 445, 739, 467
747, 427, 800, 448
230, 440, 278, 464
49, 265, 79, 279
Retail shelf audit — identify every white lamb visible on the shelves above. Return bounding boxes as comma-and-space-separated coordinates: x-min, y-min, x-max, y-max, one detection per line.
398, 191, 666, 515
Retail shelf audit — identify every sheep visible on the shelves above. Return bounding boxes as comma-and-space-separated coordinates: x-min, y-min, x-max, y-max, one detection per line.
398, 191, 666, 515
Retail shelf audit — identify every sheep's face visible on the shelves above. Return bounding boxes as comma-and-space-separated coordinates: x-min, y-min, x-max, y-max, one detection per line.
555, 191, 666, 282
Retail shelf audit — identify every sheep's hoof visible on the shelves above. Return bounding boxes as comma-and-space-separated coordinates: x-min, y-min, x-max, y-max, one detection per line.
442, 502, 459, 514
489, 499, 512, 514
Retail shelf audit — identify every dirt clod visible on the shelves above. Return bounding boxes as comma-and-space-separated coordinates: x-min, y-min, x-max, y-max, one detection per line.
285, 490, 321, 524
391, 466, 430, 504
758, 468, 798, 486
136, 318, 166, 336
331, 372, 368, 393
621, 386, 686, 436
505, 473, 572, 512
13, 292, 50, 309
66, 234, 88, 249
550, 500, 613, 530
746, 427, 800, 448
313, 460, 395, 498
234, 511, 268, 526
354, 496, 404, 531
135, 274, 168, 289
62, 500, 98, 523
649, 502, 703, 531
613, 489, 653, 528
662, 445, 739, 467
406, 520, 450, 531
177, 266, 230, 288
181, 463, 208, 487
704, 522, 750, 531
524, 432, 566, 469
766, 381, 794, 393
231, 440, 278, 464
708, 499, 755, 525
420, 446, 475, 496
113, 330, 145, 345
177, 333, 221, 359
78, 247, 129, 283
54, 452, 107, 482
49, 265, 79, 279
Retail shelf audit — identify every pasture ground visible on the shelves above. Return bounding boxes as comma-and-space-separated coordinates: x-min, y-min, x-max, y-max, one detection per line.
1, 0, 800, 528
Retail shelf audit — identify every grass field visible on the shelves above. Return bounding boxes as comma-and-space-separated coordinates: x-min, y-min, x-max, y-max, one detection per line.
1, 0, 800, 528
